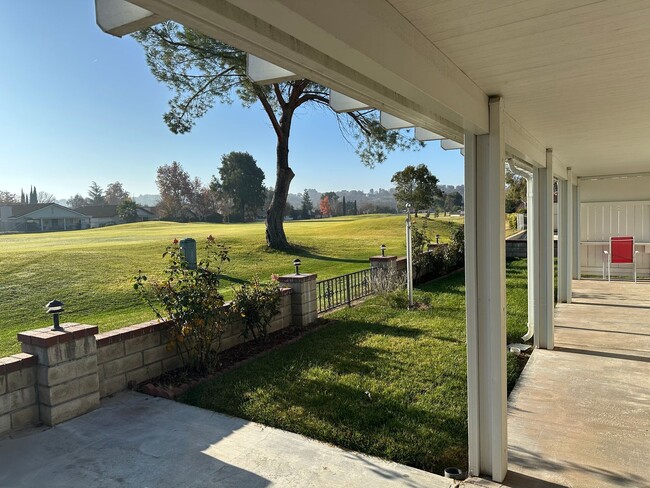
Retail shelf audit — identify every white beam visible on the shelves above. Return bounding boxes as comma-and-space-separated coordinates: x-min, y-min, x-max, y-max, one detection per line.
414, 127, 444, 142
246, 54, 299, 85
465, 97, 507, 482
126, 0, 487, 141
441, 139, 464, 151
535, 149, 555, 350
329, 90, 369, 113
380, 112, 413, 130
95, 0, 162, 37
504, 113, 546, 168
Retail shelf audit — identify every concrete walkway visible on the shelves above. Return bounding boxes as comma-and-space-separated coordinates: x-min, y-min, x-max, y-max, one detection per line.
496, 279, 650, 487
0, 391, 452, 488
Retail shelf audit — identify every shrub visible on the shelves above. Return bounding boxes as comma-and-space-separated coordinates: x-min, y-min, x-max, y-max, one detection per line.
230, 278, 282, 342
133, 236, 230, 373
370, 265, 406, 296
507, 213, 518, 231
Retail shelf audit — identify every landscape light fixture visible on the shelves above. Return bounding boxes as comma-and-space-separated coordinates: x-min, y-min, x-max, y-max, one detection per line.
293, 258, 302, 275
46, 300, 64, 331
436, 234, 440, 244
380, 244, 386, 257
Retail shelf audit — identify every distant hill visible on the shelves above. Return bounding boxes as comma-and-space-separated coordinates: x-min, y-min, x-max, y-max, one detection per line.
286, 184, 464, 213
132, 194, 161, 207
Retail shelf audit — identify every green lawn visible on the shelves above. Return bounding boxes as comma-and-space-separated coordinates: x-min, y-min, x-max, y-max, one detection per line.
0, 215, 460, 356
182, 258, 529, 475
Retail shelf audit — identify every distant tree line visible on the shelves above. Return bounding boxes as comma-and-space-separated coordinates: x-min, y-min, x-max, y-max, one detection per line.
0, 186, 56, 205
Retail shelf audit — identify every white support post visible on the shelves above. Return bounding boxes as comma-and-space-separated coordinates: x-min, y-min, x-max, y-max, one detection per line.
564, 169, 573, 302
557, 178, 568, 303
535, 149, 555, 350
465, 97, 507, 482
573, 184, 581, 279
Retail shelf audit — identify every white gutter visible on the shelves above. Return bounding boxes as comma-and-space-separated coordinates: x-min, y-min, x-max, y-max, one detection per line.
507, 159, 535, 342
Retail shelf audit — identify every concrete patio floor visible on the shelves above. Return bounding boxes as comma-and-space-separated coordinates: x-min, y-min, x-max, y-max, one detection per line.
492, 279, 650, 488
0, 391, 452, 488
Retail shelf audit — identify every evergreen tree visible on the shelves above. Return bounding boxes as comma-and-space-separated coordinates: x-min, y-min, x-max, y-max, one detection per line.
87, 181, 106, 205
342, 196, 347, 216
29, 186, 37, 204
391, 164, 442, 216
210, 151, 266, 222
20, 189, 25, 204
300, 189, 313, 219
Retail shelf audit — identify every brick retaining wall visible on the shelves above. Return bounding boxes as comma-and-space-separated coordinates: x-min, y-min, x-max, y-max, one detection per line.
1, 287, 298, 436
0, 354, 38, 436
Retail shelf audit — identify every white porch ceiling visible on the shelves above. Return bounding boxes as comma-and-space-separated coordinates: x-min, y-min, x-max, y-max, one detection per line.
388, 0, 650, 177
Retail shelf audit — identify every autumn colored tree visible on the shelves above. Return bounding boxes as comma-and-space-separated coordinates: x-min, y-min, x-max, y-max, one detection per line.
319, 195, 332, 218
156, 161, 193, 221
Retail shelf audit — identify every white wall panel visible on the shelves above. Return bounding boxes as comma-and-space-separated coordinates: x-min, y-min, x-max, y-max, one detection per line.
580, 200, 650, 278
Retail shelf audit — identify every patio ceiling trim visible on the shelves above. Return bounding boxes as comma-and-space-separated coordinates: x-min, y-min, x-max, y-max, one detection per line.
111, 0, 556, 170
124, 0, 480, 144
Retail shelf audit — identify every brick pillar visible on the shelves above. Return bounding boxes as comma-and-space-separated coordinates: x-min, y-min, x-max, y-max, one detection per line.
369, 255, 397, 271
277, 273, 317, 326
18, 323, 100, 426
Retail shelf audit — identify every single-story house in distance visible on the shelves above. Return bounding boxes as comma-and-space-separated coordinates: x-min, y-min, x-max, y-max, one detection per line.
0, 204, 91, 233
79, 205, 154, 228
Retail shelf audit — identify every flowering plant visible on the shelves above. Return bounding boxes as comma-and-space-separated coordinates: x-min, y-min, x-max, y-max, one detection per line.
134, 236, 230, 373
230, 277, 282, 342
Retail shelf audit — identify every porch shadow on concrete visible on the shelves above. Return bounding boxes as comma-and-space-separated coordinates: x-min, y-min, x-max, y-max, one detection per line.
0, 392, 452, 488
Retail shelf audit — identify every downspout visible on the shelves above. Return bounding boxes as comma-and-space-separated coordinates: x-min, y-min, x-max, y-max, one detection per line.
507, 159, 535, 341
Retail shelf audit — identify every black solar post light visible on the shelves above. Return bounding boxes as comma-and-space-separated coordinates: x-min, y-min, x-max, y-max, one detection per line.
380, 244, 386, 257
293, 258, 302, 275
436, 234, 440, 244
46, 300, 64, 331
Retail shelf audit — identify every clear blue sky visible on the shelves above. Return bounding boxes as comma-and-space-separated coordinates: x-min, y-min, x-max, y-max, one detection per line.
0, 2, 464, 201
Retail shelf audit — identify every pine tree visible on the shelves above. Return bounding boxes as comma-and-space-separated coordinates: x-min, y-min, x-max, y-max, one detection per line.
300, 189, 313, 220
342, 196, 347, 216
20, 189, 25, 204
29, 186, 38, 204
353, 200, 358, 215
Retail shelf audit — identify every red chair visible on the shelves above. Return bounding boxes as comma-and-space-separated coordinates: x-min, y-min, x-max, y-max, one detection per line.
603, 236, 639, 282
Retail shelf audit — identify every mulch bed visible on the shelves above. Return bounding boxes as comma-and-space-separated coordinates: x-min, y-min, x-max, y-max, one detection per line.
138, 319, 329, 400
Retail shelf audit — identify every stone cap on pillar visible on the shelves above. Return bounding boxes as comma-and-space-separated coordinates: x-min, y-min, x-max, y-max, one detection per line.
17, 323, 99, 348
278, 273, 317, 283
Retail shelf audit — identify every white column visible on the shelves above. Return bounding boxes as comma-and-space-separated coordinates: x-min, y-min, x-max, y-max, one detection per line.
573, 184, 581, 279
535, 149, 555, 350
564, 169, 573, 302
465, 97, 507, 482
557, 178, 568, 302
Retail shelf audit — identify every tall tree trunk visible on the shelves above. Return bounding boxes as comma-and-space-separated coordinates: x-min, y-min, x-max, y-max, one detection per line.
266, 121, 294, 249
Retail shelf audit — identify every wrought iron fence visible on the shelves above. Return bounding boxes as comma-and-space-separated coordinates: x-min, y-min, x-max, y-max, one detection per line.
317, 268, 375, 314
